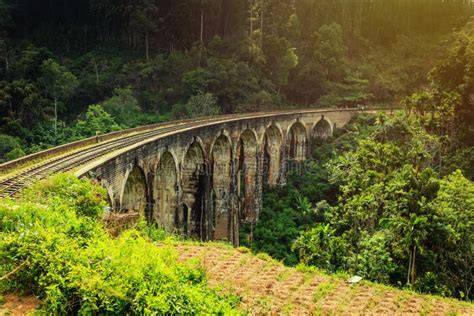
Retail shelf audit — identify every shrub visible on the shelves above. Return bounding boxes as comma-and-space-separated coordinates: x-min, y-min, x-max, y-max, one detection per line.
0, 174, 240, 314
0, 134, 24, 162
22, 174, 107, 218
4, 147, 25, 160
185, 92, 220, 118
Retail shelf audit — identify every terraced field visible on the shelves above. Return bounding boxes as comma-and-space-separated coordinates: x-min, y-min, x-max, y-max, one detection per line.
176, 244, 474, 315
2, 242, 472, 315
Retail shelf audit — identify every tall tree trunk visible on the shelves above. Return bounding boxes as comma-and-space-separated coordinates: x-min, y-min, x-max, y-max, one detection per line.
200, 0, 204, 45
198, 0, 204, 67
260, 4, 263, 49
410, 245, 417, 284
407, 246, 412, 284
93, 59, 99, 84
249, 0, 253, 38
54, 97, 58, 135
145, 30, 149, 60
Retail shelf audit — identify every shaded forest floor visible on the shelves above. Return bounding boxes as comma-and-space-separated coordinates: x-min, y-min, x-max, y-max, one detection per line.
176, 243, 474, 315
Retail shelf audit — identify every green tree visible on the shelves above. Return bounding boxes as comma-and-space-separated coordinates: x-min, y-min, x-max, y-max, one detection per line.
38, 59, 78, 134
0, 133, 24, 162
314, 23, 348, 82
102, 87, 141, 127
0, 79, 48, 132
381, 213, 428, 285
430, 170, 474, 299
184, 92, 220, 118
292, 223, 346, 272
262, 35, 298, 91
327, 114, 441, 286
73, 104, 120, 139
346, 232, 396, 284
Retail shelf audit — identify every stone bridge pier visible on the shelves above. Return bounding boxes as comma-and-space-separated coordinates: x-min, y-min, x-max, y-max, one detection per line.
83, 110, 359, 245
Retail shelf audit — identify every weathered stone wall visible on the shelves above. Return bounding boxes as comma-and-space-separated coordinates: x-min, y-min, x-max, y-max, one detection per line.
81, 109, 356, 244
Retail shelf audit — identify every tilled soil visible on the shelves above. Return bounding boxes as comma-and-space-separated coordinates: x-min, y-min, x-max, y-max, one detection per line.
175, 244, 474, 315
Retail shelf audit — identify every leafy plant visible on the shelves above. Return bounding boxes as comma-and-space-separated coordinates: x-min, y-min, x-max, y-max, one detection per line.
0, 174, 240, 314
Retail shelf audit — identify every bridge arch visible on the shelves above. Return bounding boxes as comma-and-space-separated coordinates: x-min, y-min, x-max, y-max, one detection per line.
153, 151, 178, 230
287, 121, 307, 161
263, 124, 283, 187
237, 129, 258, 222
312, 116, 333, 139
181, 140, 207, 239
121, 164, 147, 217
211, 134, 233, 240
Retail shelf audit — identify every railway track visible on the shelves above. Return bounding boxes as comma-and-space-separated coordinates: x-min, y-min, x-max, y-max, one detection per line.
0, 109, 293, 199
0, 114, 237, 199
0, 107, 381, 199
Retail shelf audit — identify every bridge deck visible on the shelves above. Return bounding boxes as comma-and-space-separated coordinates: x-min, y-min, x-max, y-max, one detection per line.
0, 108, 384, 199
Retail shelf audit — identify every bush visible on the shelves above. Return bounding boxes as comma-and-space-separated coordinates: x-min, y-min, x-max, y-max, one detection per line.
4, 147, 25, 161
22, 174, 108, 218
346, 232, 396, 284
0, 134, 24, 162
185, 92, 220, 118
0, 174, 239, 314
73, 104, 121, 139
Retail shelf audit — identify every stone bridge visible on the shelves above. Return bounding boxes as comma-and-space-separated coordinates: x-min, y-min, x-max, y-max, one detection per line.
72, 109, 374, 245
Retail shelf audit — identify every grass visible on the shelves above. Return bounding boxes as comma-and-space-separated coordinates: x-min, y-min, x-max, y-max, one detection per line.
365, 287, 385, 311
172, 242, 474, 315
276, 270, 292, 282
312, 281, 336, 303
160, 239, 474, 314
236, 246, 251, 253
5, 236, 473, 314
394, 292, 410, 308
420, 298, 434, 315
282, 302, 294, 314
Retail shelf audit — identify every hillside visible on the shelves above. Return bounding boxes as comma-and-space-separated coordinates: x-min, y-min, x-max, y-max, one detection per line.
176, 243, 474, 315
2, 1, 473, 162
2, 242, 473, 315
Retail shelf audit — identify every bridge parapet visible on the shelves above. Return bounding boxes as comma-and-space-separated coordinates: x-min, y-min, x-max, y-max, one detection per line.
75, 108, 367, 244
1, 108, 396, 243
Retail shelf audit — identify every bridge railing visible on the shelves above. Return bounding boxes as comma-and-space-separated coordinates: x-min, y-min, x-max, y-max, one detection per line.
0, 115, 223, 173
0, 106, 399, 173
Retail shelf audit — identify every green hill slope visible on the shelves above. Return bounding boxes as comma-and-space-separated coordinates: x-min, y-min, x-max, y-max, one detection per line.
176, 243, 474, 315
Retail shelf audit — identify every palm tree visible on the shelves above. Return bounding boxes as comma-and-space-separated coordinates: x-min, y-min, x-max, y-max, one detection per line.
381, 213, 428, 284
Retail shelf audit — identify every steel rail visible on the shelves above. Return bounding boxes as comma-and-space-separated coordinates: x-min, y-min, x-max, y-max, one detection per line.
0, 108, 389, 199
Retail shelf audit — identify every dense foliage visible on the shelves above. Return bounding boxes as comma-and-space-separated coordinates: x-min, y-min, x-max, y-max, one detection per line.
0, 0, 473, 161
0, 0, 473, 307
0, 174, 239, 314
247, 111, 473, 300
247, 18, 474, 301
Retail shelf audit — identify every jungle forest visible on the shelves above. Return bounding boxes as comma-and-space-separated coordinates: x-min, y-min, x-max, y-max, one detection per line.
0, 0, 473, 314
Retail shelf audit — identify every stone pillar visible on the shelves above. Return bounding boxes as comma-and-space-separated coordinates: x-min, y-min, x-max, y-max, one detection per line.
212, 144, 232, 241
146, 169, 155, 223
204, 161, 213, 241
175, 165, 185, 235
254, 150, 264, 222
279, 141, 290, 186
229, 158, 240, 246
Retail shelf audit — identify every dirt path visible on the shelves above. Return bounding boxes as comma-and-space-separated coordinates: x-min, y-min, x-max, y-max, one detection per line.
0, 294, 39, 316
176, 244, 474, 315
